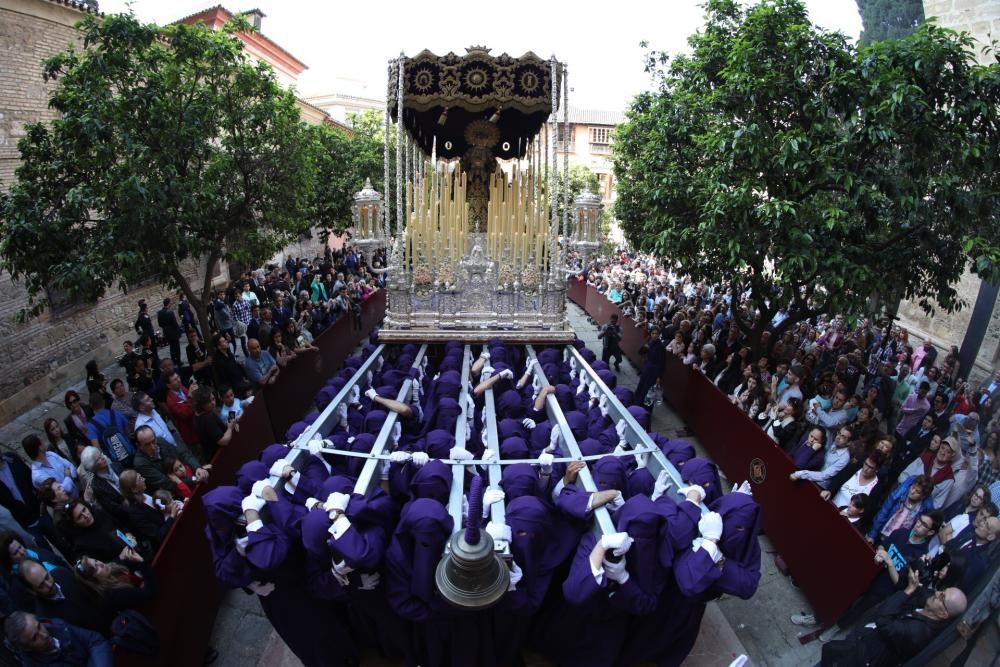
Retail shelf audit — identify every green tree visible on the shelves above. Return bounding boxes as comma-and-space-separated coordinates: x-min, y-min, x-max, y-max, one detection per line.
856, 0, 925, 45
0, 13, 315, 335
613, 0, 1000, 355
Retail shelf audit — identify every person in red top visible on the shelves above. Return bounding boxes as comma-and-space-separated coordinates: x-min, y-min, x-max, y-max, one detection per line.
163, 371, 197, 449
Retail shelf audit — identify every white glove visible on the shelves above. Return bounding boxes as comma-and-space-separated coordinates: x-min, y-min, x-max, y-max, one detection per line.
332, 559, 355, 576
499, 369, 514, 380
247, 581, 275, 596
359, 572, 380, 590
607, 491, 626, 511
568, 368, 577, 382
305, 498, 322, 511
365, 387, 377, 401
268, 460, 288, 478
411, 451, 430, 466
482, 449, 498, 462
735, 480, 753, 497
482, 365, 494, 379
433, 372, 441, 382
602, 557, 630, 584
307, 439, 324, 456
599, 394, 608, 410
615, 420, 627, 438
389, 451, 412, 463
507, 561, 523, 591
678, 485, 707, 504
651, 470, 672, 501
324, 492, 350, 512
365, 370, 373, 387
336, 403, 348, 425
577, 382, 586, 395
526, 358, 538, 371
600, 532, 634, 556
483, 488, 506, 507
486, 521, 512, 544
549, 427, 562, 452
449, 447, 474, 461
251, 479, 270, 499
538, 452, 554, 473
531, 375, 542, 393
391, 422, 402, 446
481, 350, 491, 361
569, 357, 578, 371
588, 381, 599, 398
521, 418, 536, 431
613, 443, 628, 456
349, 385, 360, 404
698, 511, 724, 541
636, 451, 649, 469
242, 495, 266, 513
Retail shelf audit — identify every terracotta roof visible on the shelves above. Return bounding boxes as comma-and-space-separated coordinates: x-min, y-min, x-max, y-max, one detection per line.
171, 5, 307, 73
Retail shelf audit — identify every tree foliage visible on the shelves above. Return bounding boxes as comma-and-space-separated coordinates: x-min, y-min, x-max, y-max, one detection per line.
613, 0, 1000, 353
0, 13, 315, 332
856, 0, 925, 45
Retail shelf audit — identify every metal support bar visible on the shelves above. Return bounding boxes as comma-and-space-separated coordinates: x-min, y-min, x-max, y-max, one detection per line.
275, 345, 387, 489
481, 356, 508, 553
565, 345, 707, 516
448, 346, 473, 536
525, 345, 616, 536
353, 345, 428, 496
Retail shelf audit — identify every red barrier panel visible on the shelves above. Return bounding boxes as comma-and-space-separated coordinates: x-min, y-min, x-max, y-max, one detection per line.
569, 281, 879, 625
117, 291, 387, 667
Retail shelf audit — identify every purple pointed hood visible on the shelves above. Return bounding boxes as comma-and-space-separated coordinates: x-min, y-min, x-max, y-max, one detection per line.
235, 461, 269, 495
286, 421, 310, 442
554, 384, 575, 412
564, 411, 588, 441
364, 410, 388, 436
682, 457, 723, 505
710, 492, 762, 565
578, 437, 606, 457
627, 406, 650, 431
409, 459, 451, 505
203, 485, 244, 552
627, 468, 655, 498
422, 429, 455, 459
497, 390, 525, 420
500, 436, 530, 460
596, 369, 617, 389
386, 498, 453, 613
592, 455, 628, 495
613, 386, 634, 407
260, 444, 290, 469
501, 463, 539, 500
616, 494, 670, 588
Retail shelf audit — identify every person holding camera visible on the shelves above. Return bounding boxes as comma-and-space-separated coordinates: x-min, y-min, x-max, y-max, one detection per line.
598, 313, 624, 371
821, 565, 967, 666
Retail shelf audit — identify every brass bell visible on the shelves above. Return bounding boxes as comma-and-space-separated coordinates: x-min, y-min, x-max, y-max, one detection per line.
435, 476, 509, 609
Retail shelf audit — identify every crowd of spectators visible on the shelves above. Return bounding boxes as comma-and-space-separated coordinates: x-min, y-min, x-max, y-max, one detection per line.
583, 249, 1000, 666
0, 242, 382, 665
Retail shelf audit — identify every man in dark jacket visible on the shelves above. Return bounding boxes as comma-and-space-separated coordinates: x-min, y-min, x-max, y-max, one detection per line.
0, 452, 40, 530
19, 560, 109, 635
157, 298, 183, 366
635, 326, 666, 407
4, 611, 112, 667
598, 314, 624, 371
133, 300, 155, 340
133, 425, 208, 495
821, 569, 966, 666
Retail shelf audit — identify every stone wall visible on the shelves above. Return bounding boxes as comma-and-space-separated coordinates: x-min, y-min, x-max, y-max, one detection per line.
896, 0, 1000, 384
0, 0, 222, 424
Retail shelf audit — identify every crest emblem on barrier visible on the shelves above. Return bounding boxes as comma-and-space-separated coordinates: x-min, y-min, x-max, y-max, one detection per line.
749, 458, 766, 485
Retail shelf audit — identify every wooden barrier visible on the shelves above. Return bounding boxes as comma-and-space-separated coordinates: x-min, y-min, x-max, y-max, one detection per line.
117, 291, 386, 667
568, 278, 879, 625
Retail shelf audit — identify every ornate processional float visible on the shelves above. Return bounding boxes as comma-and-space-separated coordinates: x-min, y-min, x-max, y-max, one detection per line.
351, 47, 603, 343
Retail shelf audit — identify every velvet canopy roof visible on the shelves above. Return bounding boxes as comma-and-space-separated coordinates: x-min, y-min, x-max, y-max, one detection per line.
387, 47, 563, 160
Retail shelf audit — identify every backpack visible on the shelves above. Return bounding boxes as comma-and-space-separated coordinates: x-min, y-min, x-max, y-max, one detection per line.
110, 610, 160, 656
99, 410, 132, 464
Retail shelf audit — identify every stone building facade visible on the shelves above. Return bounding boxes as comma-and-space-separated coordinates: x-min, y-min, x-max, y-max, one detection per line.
895, 0, 1000, 384
0, 0, 204, 425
